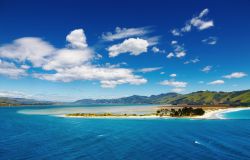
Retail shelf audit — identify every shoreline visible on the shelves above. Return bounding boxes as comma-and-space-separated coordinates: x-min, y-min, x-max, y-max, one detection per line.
186, 107, 250, 119
59, 107, 250, 119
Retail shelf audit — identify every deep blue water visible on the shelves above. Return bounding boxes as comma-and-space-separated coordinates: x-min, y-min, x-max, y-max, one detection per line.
1, 106, 250, 160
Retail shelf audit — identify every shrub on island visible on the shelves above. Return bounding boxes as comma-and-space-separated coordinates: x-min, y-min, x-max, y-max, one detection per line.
156, 107, 205, 117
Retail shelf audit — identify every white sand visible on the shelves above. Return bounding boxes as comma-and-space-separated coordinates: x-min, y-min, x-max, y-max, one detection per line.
192, 107, 250, 119
56, 114, 163, 119
58, 107, 250, 119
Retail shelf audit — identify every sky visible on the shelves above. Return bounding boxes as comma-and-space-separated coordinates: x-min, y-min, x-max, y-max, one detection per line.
0, 0, 250, 101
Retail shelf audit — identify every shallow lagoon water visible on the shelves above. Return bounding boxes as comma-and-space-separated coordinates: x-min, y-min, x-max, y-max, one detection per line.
1, 105, 250, 160
18, 104, 159, 115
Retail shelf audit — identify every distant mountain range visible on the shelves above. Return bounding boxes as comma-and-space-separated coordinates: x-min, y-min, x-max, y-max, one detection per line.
74, 93, 179, 105
0, 97, 56, 106
1, 89, 250, 107
74, 90, 250, 106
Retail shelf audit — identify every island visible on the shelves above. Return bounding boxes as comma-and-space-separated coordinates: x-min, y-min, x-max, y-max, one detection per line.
64, 106, 207, 118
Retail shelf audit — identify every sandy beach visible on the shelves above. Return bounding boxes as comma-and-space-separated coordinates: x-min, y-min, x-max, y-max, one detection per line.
60, 107, 250, 119
192, 107, 250, 119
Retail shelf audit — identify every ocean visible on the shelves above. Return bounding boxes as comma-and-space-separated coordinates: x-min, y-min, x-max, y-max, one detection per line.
0, 105, 250, 160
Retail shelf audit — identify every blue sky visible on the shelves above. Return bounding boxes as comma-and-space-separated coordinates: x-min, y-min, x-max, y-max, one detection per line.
0, 0, 250, 101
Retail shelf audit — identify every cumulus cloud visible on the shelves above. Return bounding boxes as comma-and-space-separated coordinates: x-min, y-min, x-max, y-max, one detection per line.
43, 48, 93, 70
0, 29, 148, 88
66, 29, 88, 49
137, 67, 162, 73
34, 65, 147, 88
102, 27, 151, 41
0, 37, 55, 67
160, 80, 187, 88
0, 60, 27, 78
170, 74, 177, 77
171, 8, 214, 36
208, 80, 224, 85
108, 38, 149, 57
201, 65, 212, 73
223, 72, 247, 79
202, 36, 218, 45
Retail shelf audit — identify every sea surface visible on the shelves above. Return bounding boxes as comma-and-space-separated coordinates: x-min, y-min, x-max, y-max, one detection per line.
1, 105, 250, 160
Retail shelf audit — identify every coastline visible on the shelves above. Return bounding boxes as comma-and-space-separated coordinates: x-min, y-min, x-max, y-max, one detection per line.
190, 107, 250, 119
59, 107, 250, 119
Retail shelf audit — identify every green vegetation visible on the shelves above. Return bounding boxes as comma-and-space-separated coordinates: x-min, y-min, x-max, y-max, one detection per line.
65, 113, 152, 117
66, 107, 205, 118
2, 89, 250, 107
74, 90, 250, 107
162, 90, 250, 106
156, 107, 205, 117
74, 93, 179, 104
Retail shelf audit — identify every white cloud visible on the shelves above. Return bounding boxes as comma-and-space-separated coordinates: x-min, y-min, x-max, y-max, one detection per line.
0, 37, 55, 67
108, 38, 149, 57
0, 60, 27, 78
169, 41, 187, 58
160, 80, 187, 88
171, 8, 214, 36
189, 8, 214, 31
201, 65, 212, 73
199, 8, 209, 17
176, 51, 186, 58
202, 37, 217, 45
43, 48, 93, 70
0, 29, 148, 88
184, 58, 200, 64
167, 52, 174, 59
146, 36, 160, 46
152, 46, 159, 53
160, 72, 165, 75
104, 62, 127, 68
0, 90, 80, 102
66, 29, 88, 49
21, 65, 30, 69
151, 46, 165, 53
137, 67, 162, 73
223, 72, 247, 79
181, 23, 192, 32
171, 88, 185, 93
208, 80, 224, 85
0, 90, 30, 98
34, 65, 147, 88
102, 27, 151, 41
170, 73, 177, 77
190, 18, 213, 31
171, 29, 182, 36
171, 40, 178, 45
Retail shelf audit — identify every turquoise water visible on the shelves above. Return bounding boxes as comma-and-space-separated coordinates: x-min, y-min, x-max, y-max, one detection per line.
223, 109, 250, 119
1, 105, 250, 160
